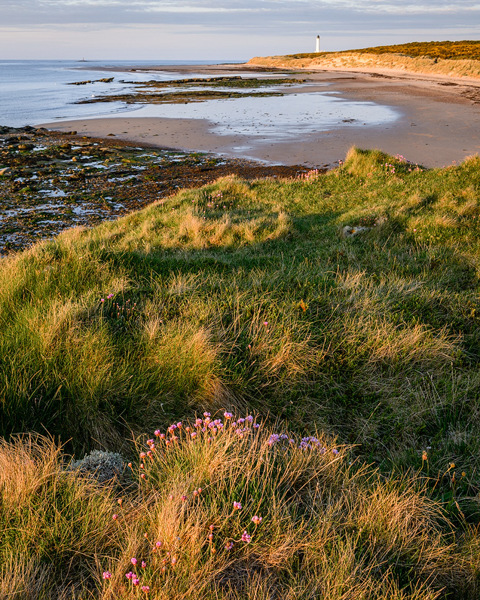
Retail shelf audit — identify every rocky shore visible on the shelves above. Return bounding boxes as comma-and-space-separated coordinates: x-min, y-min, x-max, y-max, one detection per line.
0, 126, 307, 255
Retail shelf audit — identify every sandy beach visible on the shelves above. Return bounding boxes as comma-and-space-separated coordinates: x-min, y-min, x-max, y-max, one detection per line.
42, 65, 480, 169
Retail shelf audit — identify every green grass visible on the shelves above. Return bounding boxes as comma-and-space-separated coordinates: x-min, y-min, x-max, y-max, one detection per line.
1, 419, 479, 599
1, 148, 480, 487
2, 146, 480, 596
283, 40, 480, 61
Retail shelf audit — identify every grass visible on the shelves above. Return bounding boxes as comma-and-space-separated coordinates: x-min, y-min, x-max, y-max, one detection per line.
1, 147, 480, 596
1, 416, 479, 599
282, 40, 480, 62
248, 40, 480, 79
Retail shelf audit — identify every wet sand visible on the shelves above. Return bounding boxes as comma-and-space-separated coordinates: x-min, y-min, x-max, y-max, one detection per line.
42, 67, 480, 169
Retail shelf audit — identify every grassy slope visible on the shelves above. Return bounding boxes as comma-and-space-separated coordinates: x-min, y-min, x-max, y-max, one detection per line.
1, 147, 480, 484
248, 40, 480, 79
2, 146, 480, 597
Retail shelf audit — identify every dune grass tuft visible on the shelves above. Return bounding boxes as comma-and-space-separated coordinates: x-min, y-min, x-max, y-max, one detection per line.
0, 415, 478, 599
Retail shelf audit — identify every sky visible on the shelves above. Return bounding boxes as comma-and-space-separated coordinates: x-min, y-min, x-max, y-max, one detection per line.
0, 0, 479, 60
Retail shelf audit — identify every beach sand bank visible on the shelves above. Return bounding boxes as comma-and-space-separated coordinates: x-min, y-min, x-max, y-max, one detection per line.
42, 67, 480, 169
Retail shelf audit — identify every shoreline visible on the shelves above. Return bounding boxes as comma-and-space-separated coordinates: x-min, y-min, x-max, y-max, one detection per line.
41, 65, 480, 169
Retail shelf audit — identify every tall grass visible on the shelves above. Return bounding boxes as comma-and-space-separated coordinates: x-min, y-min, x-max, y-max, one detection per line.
0, 415, 477, 599
1, 148, 480, 499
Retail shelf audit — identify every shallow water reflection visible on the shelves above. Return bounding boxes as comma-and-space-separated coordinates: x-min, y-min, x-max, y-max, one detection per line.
133, 89, 399, 140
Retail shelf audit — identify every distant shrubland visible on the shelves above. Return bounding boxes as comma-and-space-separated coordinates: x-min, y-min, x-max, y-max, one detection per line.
248, 40, 480, 79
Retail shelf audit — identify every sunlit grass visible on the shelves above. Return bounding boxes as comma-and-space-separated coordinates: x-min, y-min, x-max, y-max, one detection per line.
0, 415, 477, 599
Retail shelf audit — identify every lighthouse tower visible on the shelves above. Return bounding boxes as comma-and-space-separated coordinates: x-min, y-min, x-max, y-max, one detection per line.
315, 35, 320, 53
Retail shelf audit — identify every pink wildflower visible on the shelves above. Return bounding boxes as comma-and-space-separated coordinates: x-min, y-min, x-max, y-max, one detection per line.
126, 572, 134, 580
252, 515, 262, 525
225, 541, 234, 550
131, 558, 137, 565
224, 411, 233, 419
155, 541, 162, 548
141, 561, 146, 568
141, 586, 150, 593
132, 577, 140, 586
203, 412, 211, 417
241, 531, 252, 543
102, 571, 112, 580
233, 501, 242, 510
112, 514, 118, 521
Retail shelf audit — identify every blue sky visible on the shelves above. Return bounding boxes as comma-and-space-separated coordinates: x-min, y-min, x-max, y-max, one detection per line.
1, 0, 479, 60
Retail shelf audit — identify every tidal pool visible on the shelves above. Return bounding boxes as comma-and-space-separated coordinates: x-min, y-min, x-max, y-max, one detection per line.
131, 88, 399, 141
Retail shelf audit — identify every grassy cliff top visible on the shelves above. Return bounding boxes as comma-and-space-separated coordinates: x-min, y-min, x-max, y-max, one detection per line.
283, 40, 480, 61
248, 40, 480, 79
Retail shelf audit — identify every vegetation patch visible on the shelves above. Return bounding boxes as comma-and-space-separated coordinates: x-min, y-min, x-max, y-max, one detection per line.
283, 40, 480, 62
1, 416, 478, 599
2, 146, 480, 597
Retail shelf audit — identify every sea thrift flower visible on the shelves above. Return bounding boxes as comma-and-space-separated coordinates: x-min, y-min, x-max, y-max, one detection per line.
147, 439, 154, 446
203, 412, 211, 417
112, 514, 118, 521
191, 432, 197, 439
141, 586, 150, 593
246, 415, 254, 422
156, 541, 162, 548
241, 531, 252, 543
126, 572, 134, 580
140, 452, 146, 459
181, 495, 187, 502
132, 577, 140, 586
131, 558, 137, 566
171, 557, 177, 565
140, 473, 146, 479
225, 542, 234, 550
141, 561, 146, 568
251, 515, 262, 525
224, 412, 233, 419
332, 448, 339, 455
233, 501, 242, 510
103, 571, 112, 580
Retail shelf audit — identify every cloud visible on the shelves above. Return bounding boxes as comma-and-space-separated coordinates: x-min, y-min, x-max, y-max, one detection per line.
2, 0, 479, 59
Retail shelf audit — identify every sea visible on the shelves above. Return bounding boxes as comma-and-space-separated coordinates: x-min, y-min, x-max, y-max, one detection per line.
0, 60, 399, 138
0, 59, 230, 128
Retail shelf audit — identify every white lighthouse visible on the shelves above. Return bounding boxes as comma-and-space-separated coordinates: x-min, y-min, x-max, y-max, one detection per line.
315, 35, 320, 53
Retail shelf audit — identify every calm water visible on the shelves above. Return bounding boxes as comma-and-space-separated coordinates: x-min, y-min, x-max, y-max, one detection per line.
0, 60, 399, 142
0, 60, 230, 127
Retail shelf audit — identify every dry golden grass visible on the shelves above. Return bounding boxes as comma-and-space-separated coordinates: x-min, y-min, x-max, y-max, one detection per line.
0, 418, 477, 598
248, 50, 480, 80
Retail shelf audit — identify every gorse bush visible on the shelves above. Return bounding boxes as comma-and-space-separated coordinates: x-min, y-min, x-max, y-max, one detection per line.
284, 40, 480, 61
0, 415, 478, 599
